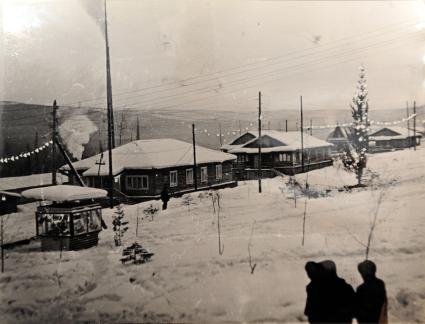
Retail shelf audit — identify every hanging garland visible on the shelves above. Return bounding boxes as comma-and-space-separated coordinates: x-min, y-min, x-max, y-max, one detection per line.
0, 140, 53, 164
190, 113, 419, 135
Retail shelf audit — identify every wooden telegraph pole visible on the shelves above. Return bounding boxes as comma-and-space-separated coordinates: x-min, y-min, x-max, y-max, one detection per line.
286, 119, 288, 132
219, 122, 223, 146
258, 91, 262, 193
105, 0, 115, 208
52, 100, 58, 185
413, 101, 417, 151
310, 119, 313, 136
192, 124, 198, 190
406, 101, 410, 146
300, 96, 304, 173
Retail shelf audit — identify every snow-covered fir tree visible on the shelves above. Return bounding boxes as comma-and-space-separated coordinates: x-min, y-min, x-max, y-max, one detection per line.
112, 204, 129, 246
344, 66, 370, 186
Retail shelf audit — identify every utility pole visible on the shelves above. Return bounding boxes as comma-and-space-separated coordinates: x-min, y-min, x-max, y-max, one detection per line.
52, 100, 58, 185
300, 96, 304, 173
286, 119, 288, 132
406, 101, 410, 146
136, 115, 141, 140
1, 213, 4, 272
310, 119, 313, 136
258, 91, 262, 193
119, 113, 125, 145
192, 124, 198, 191
105, 0, 115, 208
413, 101, 417, 151
219, 122, 223, 146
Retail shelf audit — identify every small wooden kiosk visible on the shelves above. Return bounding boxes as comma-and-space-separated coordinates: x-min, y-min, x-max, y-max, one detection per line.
22, 185, 108, 251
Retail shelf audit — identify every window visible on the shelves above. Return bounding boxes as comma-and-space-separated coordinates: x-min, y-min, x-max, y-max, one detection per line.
36, 213, 70, 236
186, 169, 194, 184
170, 170, 178, 187
201, 167, 208, 182
237, 155, 248, 163
216, 164, 222, 180
126, 175, 149, 190
278, 153, 290, 162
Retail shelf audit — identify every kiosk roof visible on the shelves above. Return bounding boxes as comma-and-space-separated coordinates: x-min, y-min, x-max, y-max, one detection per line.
21, 185, 107, 202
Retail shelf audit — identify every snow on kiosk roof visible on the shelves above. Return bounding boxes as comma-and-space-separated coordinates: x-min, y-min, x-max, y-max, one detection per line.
21, 185, 107, 202
63, 138, 236, 177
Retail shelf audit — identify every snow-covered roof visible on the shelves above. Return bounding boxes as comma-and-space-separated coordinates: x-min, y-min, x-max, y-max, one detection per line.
0, 173, 68, 191
62, 139, 236, 176
222, 130, 332, 154
21, 185, 107, 202
369, 126, 421, 140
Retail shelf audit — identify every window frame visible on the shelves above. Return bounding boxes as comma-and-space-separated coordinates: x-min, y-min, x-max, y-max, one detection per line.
200, 166, 208, 183
216, 164, 222, 180
170, 170, 178, 187
126, 175, 149, 190
186, 168, 194, 185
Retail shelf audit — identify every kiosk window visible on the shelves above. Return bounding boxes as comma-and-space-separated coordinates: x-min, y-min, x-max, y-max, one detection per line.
88, 209, 102, 232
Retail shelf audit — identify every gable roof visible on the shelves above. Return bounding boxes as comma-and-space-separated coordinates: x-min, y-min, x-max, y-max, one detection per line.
222, 130, 332, 154
62, 138, 236, 176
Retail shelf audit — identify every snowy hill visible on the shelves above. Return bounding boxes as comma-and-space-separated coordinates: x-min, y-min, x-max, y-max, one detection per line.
1, 147, 424, 323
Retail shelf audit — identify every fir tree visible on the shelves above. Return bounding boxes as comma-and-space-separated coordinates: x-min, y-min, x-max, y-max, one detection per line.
112, 204, 129, 246
345, 66, 370, 186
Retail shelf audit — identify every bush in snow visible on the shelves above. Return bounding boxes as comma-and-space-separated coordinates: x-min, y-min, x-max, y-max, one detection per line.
112, 204, 129, 247
343, 66, 370, 186
142, 204, 159, 222
182, 194, 194, 214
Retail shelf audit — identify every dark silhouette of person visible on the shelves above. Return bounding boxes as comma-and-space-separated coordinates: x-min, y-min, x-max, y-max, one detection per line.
318, 260, 355, 323
160, 186, 170, 210
304, 261, 326, 323
355, 260, 388, 324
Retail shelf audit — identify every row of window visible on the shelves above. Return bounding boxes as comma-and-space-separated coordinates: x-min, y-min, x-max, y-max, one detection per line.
126, 165, 223, 190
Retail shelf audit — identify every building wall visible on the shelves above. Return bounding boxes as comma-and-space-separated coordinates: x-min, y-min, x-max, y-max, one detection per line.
80, 161, 235, 198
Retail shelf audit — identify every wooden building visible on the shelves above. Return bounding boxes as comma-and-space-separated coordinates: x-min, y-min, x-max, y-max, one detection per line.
369, 126, 421, 152
221, 130, 333, 179
327, 126, 422, 153
60, 139, 237, 201
326, 126, 356, 153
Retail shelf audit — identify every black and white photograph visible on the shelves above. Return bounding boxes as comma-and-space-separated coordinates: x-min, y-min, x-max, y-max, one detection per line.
1, 0, 424, 322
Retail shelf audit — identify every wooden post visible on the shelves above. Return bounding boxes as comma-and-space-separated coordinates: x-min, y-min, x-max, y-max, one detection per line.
219, 122, 223, 146
105, 0, 115, 208
52, 100, 58, 185
258, 91, 262, 193
1, 214, 3, 273
55, 137, 86, 187
192, 124, 198, 190
286, 119, 288, 132
136, 115, 141, 140
413, 101, 417, 151
310, 119, 313, 136
406, 101, 410, 148
300, 96, 304, 173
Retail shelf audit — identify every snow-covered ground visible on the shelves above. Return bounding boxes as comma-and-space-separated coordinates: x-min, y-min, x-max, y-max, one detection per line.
1, 147, 425, 323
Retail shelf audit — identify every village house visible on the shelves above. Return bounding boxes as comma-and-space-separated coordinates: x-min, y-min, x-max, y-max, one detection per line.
326, 126, 356, 153
221, 130, 333, 179
327, 125, 422, 153
369, 126, 421, 152
60, 138, 237, 201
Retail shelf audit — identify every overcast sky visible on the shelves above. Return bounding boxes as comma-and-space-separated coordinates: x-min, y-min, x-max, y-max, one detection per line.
1, 0, 425, 111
